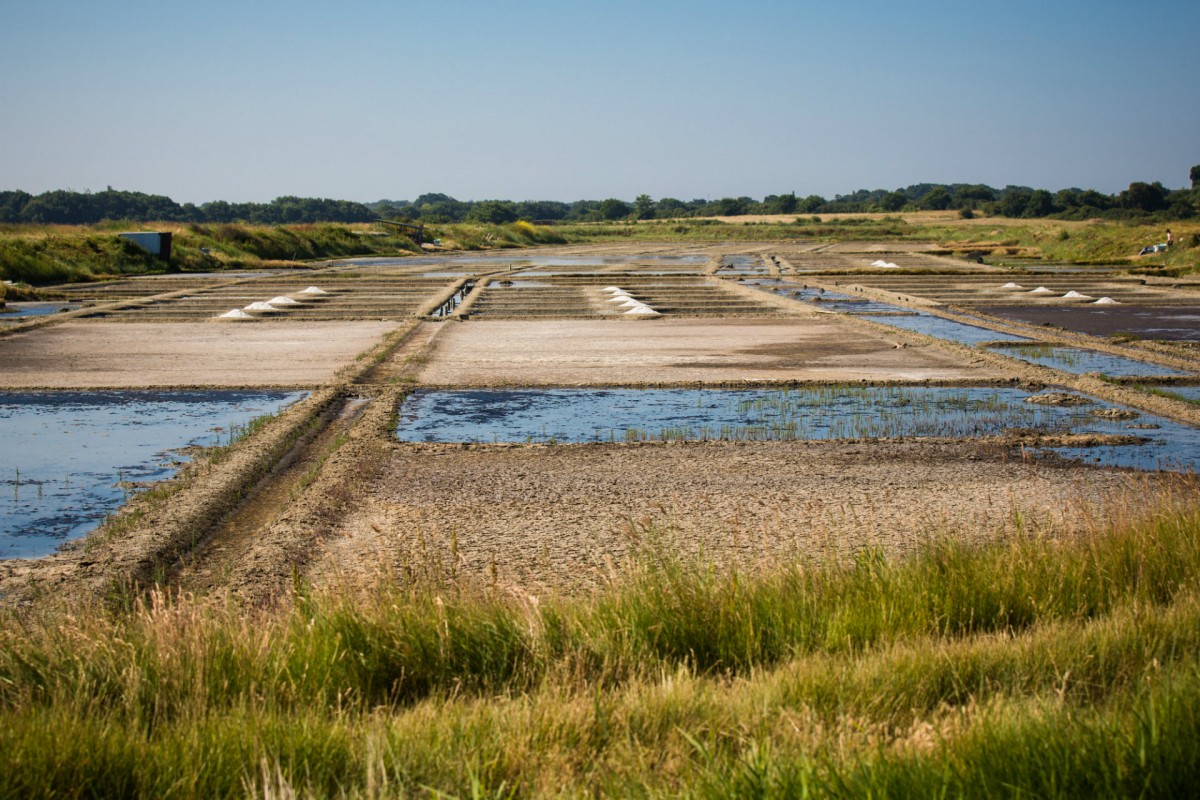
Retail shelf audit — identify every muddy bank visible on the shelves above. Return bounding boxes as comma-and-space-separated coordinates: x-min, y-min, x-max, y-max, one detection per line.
312, 439, 1180, 595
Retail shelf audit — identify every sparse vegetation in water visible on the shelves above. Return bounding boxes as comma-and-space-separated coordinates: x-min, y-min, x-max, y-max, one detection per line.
2, 492, 1199, 796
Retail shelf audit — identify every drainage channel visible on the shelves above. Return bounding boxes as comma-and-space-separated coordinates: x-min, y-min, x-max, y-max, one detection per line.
430, 280, 475, 318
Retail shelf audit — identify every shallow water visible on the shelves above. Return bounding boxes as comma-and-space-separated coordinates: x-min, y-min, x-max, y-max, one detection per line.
740, 280, 905, 313
395, 387, 1200, 472
987, 344, 1191, 377
1, 390, 306, 559
0, 302, 81, 321
861, 312, 1030, 345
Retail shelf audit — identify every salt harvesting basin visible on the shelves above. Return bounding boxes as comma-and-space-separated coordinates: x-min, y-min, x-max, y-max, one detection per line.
395, 387, 1200, 473
987, 343, 1191, 378
1, 389, 306, 559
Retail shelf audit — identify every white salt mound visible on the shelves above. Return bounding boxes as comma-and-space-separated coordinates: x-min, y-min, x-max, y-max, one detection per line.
602, 286, 623, 293
619, 298, 642, 308
268, 296, 299, 306
244, 302, 277, 311
300, 286, 329, 295
1001, 282, 1024, 290
218, 309, 252, 319
870, 259, 900, 268
1094, 297, 1119, 305
1030, 287, 1055, 294
1063, 291, 1093, 300
625, 305, 659, 316
607, 295, 631, 303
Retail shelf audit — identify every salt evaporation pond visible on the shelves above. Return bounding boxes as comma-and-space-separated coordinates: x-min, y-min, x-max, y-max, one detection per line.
861, 312, 1030, 345
1, 390, 305, 559
739, 280, 904, 313
987, 343, 1191, 377
1, 302, 81, 321
395, 387, 1200, 472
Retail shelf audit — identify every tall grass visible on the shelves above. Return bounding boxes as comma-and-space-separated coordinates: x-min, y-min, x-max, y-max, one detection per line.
2, 489, 1199, 796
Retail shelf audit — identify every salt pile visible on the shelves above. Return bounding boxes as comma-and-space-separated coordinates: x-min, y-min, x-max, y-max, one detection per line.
244, 301, 277, 311
217, 309, 253, 319
268, 296, 299, 306
608, 295, 631, 303
870, 259, 900, 268
625, 304, 659, 316
1001, 282, 1024, 290
1063, 291, 1093, 300
619, 298, 643, 308
1029, 287, 1055, 294
1094, 297, 1119, 305
300, 286, 329, 296
602, 287, 624, 294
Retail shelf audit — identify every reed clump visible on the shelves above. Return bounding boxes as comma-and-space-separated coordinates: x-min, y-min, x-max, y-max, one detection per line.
2, 489, 1199, 797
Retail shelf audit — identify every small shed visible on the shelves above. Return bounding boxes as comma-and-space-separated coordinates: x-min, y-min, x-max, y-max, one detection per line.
118, 231, 172, 261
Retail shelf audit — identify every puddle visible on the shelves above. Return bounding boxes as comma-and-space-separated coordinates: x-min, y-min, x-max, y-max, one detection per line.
861, 312, 1030, 345
420, 271, 474, 278
987, 344, 1190, 377
395, 387, 1200, 472
718, 255, 766, 275
1, 390, 306, 559
1, 302, 82, 321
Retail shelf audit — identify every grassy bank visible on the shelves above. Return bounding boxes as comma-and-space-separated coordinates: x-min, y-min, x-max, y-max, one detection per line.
3, 214, 1197, 287
0, 221, 566, 286
2, 484, 1199, 797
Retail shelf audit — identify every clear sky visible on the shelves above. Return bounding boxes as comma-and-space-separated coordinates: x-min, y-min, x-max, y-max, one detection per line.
2, 0, 1197, 204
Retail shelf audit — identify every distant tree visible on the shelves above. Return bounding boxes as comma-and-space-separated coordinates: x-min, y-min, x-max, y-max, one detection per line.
1023, 189, 1056, 217
633, 194, 656, 220
598, 198, 631, 220
514, 200, 568, 221
466, 200, 518, 224
711, 197, 749, 216
797, 195, 826, 213
0, 190, 32, 223
1120, 182, 1168, 213
918, 186, 951, 211
998, 187, 1033, 217
655, 197, 688, 218
1190, 164, 1200, 189
878, 192, 908, 212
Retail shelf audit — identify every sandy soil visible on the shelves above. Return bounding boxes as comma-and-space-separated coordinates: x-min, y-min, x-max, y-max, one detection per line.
414, 318, 1002, 386
0, 320, 398, 388
313, 440, 1175, 594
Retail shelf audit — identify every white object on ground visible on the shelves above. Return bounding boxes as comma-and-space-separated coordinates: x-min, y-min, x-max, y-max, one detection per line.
625, 305, 659, 316
268, 296, 299, 306
870, 259, 900, 268
244, 301, 278, 311
1029, 287, 1055, 294
1001, 282, 1024, 290
607, 294, 631, 302
217, 309, 253, 318
619, 298, 643, 308
1063, 291, 1093, 300
300, 286, 329, 295
602, 286, 624, 293
1094, 297, 1120, 305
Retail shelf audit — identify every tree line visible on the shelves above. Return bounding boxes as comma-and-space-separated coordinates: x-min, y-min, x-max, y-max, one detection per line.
3, 168, 1197, 226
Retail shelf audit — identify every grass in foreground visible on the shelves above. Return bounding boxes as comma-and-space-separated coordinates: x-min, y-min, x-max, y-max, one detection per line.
2, 486, 1200, 797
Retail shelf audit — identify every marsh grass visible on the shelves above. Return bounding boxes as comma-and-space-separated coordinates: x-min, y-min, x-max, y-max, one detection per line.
2, 481, 1199, 796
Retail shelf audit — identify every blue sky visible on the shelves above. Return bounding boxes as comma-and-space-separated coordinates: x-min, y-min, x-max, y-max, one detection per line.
1, 0, 1197, 203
